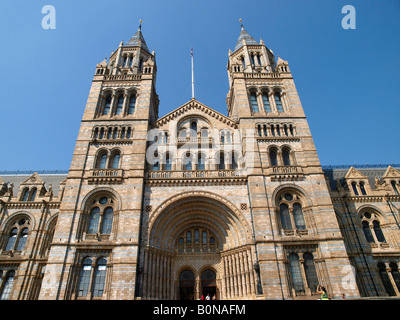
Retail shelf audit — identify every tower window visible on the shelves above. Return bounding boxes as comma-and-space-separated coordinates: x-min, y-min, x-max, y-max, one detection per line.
128, 95, 136, 114
282, 148, 291, 166
111, 152, 120, 169
274, 92, 284, 112
269, 148, 278, 166
115, 95, 124, 115
249, 93, 259, 113
262, 93, 271, 112
103, 95, 112, 115
98, 153, 108, 169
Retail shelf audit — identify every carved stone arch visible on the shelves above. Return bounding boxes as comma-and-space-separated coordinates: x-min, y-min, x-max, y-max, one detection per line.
80, 187, 122, 212
272, 184, 313, 208
148, 191, 253, 253
357, 204, 388, 223
1, 211, 36, 232
177, 114, 212, 129
44, 212, 58, 231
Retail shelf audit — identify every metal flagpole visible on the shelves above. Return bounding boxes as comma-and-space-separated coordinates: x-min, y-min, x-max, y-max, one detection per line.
191, 48, 195, 99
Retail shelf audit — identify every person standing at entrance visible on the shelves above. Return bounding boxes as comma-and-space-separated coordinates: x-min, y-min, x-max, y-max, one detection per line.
205, 293, 210, 300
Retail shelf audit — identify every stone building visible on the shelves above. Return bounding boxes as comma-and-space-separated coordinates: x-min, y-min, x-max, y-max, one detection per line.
0, 24, 399, 300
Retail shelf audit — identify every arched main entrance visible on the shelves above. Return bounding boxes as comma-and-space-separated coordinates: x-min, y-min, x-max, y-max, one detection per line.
141, 192, 258, 300
179, 269, 195, 300
201, 269, 217, 299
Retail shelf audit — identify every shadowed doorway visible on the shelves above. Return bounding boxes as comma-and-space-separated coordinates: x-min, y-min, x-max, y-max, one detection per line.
179, 269, 195, 300
201, 269, 217, 299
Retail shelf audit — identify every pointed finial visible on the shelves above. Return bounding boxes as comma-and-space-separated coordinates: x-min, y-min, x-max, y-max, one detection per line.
239, 18, 244, 29
139, 18, 143, 30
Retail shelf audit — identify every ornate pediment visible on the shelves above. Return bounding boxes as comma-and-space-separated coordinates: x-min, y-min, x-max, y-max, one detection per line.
21, 172, 45, 186
153, 99, 237, 129
382, 166, 400, 179
344, 167, 368, 180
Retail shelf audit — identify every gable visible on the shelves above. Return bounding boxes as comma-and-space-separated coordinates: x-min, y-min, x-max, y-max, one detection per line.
21, 172, 45, 186
153, 99, 237, 130
383, 166, 400, 179
344, 167, 368, 180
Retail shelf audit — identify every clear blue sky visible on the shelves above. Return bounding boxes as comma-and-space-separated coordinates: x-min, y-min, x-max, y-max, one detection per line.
0, 0, 399, 171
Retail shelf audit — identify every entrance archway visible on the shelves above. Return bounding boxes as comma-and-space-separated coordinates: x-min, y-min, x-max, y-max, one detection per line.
141, 192, 257, 300
179, 269, 195, 300
201, 269, 217, 299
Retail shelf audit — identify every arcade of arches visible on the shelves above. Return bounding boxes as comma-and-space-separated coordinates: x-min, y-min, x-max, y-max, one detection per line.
139, 194, 260, 300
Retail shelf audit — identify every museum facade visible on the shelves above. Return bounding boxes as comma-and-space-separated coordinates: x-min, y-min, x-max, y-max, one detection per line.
1, 24, 399, 300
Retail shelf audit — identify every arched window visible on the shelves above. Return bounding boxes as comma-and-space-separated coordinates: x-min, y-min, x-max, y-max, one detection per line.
373, 220, 386, 243
289, 253, 304, 293
78, 258, 92, 297
351, 182, 359, 195
190, 121, 197, 137
389, 262, 400, 292
231, 153, 239, 170
186, 231, 192, 244
303, 252, 319, 293
362, 221, 375, 243
101, 208, 114, 234
103, 95, 112, 115
202, 231, 207, 244
28, 188, 37, 201
97, 153, 108, 169
88, 207, 100, 234
218, 153, 225, 170
293, 203, 306, 230
93, 258, 107, 297
110, 152, 120, 169
183, 153, 192, 171
279, 204, 292, 231
21, 188, 29, 201
197, 154, 205, 171
128, 95, 136, 114
262, 93, 271, 112
16, 228, 28, 251
85, 196, 115, 238
115, 95, 124, 115
378, 262, 396, 296
153, 159, 160, 171
0, 270, 15, 300
249, 93, 259, 113
165, 154, 172, 171
282, 148, 291, 166
274, 92, 284, 112
5, 228, 18, 251
391, 181, 399, 194
269, 148, 278, 166
359, 182, 367, 195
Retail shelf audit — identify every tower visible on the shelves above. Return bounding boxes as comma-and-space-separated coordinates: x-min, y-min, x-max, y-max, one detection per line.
225, 23, 359, 299
39, 23, 158, 300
